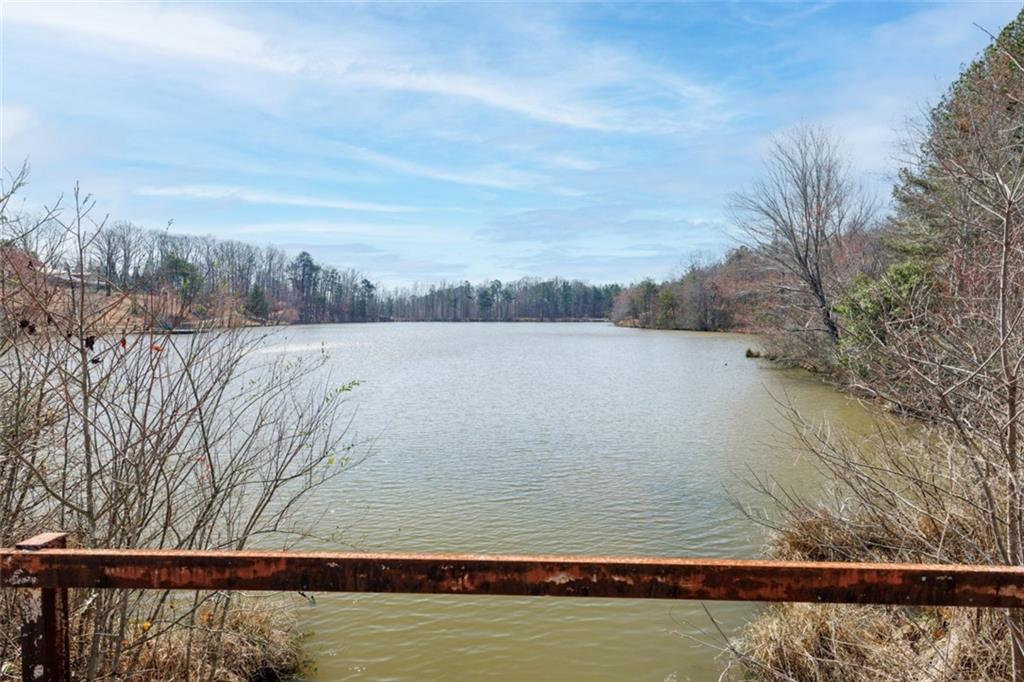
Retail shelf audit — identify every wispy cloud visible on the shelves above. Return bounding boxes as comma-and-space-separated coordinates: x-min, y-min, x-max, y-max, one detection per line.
481, 205, 722, 244
545, 153, 603, 172
339, 67, 625, 132
136, 186, 417, 213
1, 105, 33, 146
4, 2, 731, 135
4, 2, 295, 72
333, 144, 543, 190
171, 219, 468, 245
726, 2, 836, 29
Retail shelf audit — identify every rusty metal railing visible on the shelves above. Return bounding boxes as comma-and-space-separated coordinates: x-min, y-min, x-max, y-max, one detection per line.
5, 532, 1024, 682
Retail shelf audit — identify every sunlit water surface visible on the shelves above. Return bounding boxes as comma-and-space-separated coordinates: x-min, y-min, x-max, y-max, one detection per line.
252, 322, 874, 681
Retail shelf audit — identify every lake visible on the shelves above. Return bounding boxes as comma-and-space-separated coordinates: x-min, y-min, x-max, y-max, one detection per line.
254, 322, 874, 681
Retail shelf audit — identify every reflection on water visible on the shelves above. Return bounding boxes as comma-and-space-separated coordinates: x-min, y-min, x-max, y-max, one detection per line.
257, 322, 873, 681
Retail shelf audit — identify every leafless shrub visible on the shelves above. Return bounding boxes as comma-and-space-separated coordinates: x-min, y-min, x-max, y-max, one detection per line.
733, 409, 1015, 680
0, 176, 361, 678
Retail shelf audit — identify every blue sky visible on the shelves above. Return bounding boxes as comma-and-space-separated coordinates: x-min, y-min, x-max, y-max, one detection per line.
1, 1, 1021, 286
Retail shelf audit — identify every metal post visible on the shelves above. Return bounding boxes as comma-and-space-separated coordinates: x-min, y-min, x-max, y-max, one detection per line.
17, 533, 69, 682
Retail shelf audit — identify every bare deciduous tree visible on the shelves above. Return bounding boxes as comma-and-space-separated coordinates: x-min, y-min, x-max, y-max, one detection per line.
731, 126, 876, 348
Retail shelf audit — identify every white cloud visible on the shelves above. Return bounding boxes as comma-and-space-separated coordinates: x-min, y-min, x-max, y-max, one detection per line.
818, 2, 1022, 180
4, 2, 731, 134
546, 153, 603, 172
727, 2, 835, 29
337, 66, 623, 132
869, 1, 1018, 51
4, 2, 296, 72
136, 185, 417, 213
186, 219, 456, 240
1, 105, 33, 146
0, 105, 66, 170
1, 104, 30, 132
333, 144, 542, 190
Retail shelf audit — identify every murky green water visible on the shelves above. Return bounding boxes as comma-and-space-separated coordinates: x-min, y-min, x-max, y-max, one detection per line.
255, 322, 874, 681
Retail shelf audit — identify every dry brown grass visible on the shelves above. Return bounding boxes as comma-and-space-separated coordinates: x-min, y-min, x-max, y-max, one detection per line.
118, 593, 305, 675
128, 596, 304, 681
741, 503, 1011, 682
1, 594, 305, 682
742, 601, 1010, 682
733, 418, 1016, 681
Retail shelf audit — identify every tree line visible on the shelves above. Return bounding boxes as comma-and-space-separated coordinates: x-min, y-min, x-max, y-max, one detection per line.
3, 217, 620, 327
385, 278, 620, 321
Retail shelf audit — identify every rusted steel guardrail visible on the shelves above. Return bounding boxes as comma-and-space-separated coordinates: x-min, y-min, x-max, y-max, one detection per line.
5, 532, 1024, 682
